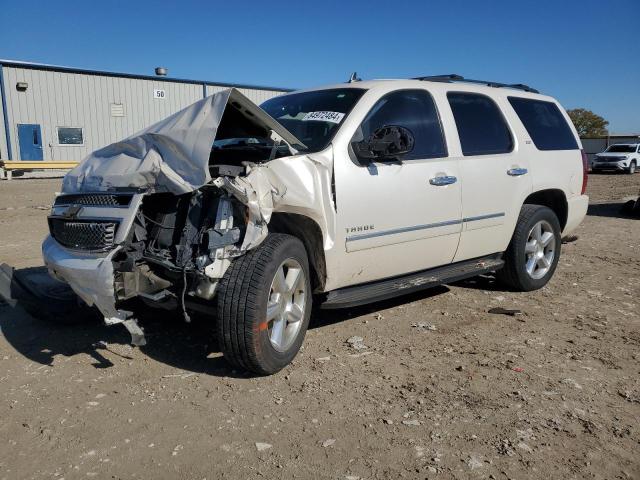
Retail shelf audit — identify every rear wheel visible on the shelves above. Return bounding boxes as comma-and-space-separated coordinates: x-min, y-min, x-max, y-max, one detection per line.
216, 234, 312, 375
497, 205, 561, 291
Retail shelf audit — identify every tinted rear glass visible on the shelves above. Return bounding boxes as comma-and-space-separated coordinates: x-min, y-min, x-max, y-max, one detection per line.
447, 92, 513, 156
508, 97, 578, 151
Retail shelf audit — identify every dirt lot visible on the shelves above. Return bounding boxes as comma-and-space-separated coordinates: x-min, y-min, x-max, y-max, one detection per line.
0, 173, 639, 480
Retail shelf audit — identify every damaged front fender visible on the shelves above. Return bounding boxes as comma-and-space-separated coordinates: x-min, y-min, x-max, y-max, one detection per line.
213, 148, 336, 254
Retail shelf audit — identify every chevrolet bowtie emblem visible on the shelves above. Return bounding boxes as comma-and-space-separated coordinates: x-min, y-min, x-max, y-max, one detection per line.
61, 204, 83, 219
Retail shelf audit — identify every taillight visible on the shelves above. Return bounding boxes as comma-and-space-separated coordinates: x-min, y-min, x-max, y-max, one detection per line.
580, 149, 589, 195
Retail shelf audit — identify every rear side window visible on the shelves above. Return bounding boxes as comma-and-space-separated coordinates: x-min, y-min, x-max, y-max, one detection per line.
358, 89, 447, 160
508, 97, 578, 151
447, 92, 513, 156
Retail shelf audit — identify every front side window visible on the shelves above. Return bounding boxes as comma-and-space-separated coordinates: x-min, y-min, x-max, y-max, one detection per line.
260, 88, 365, 152
355, 89, 447, 161
447, 92, 513, 156
508, 97, 578, 151
57, 127, 83, 145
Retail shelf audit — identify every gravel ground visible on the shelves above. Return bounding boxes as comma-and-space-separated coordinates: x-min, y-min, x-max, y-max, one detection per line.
0, 173, 639, 480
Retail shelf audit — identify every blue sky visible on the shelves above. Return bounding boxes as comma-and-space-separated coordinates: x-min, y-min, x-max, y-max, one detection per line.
1, 0, 638, 132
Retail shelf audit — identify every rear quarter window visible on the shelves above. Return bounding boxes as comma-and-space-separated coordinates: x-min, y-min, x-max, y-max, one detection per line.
508, 97, 578, 151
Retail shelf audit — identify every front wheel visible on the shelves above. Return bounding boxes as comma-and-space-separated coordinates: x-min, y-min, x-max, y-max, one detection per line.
216, 234, 312, 375
497, 205, 561, 292
628, 161, 636, 174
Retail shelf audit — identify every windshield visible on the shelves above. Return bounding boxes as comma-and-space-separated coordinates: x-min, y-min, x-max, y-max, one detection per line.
605, 145, 636, 153
260, 88, 366, 152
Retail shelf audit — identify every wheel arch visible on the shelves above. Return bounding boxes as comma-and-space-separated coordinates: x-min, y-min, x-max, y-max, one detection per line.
268, 213, 327, 293
523, 189, 568, 231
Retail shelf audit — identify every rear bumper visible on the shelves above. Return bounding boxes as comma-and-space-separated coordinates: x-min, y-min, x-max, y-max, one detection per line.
563, 194, 588, 235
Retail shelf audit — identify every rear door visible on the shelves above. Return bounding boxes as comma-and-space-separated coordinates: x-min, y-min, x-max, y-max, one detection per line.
446, 92, 533, 262
332, 88, 462, 287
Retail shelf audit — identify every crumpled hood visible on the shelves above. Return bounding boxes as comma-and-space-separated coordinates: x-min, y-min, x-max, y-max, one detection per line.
61, 88, 305, 195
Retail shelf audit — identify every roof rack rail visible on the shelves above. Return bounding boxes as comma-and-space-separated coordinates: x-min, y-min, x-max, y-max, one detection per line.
413, 74, 539, 94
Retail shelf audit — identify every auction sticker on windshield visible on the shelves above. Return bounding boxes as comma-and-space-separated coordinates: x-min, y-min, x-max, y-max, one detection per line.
302, 111, 345, 124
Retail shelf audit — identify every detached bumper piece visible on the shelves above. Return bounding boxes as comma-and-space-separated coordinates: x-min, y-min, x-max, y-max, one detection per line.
0, 263, 99, 324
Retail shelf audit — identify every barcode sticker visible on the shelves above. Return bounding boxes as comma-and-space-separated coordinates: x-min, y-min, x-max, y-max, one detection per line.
301, 111, 345, 124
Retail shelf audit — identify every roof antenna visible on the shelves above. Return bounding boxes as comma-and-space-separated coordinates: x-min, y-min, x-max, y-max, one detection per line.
348, 72, 361, 83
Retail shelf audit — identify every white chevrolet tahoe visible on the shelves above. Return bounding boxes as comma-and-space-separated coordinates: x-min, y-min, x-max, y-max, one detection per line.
43, 74, 589, 374
593, 143, 639, 174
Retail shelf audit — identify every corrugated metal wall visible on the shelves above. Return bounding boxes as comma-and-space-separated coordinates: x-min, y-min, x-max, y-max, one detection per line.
0, 65, 9, 160
0, 87, 7, 160
0, 64, 287, 162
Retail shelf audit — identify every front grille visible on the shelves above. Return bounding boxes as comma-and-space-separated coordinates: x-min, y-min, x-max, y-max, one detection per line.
598, 157, 621, 162
54, 193, 132, 207
49, 219, 118, 252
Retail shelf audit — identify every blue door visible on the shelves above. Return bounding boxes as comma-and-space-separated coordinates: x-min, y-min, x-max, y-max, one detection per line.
18, 124, 44, 160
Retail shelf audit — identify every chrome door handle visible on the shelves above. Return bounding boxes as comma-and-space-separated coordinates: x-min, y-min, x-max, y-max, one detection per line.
507, 167, 528, 176
429, 175, 457, 186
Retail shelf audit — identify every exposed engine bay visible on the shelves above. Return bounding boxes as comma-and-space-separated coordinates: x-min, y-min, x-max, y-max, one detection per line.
43, 88, 336, 343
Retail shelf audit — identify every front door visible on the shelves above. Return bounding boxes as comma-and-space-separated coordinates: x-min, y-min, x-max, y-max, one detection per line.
18, 124, 44, 160
332, 88, 462, 288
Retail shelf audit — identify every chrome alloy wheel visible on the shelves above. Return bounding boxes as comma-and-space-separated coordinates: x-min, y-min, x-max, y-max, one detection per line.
524, 220, 556, 280
266, 258, 307, 352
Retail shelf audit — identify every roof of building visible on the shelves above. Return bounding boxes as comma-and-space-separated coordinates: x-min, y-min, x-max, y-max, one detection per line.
581, 134, 640, 139
0, 59, 293, 93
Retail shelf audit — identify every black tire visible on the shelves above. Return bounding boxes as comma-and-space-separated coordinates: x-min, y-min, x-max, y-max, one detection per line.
628, 161, 636, 174
216, 233, 312, 375
496, 205, 561, 292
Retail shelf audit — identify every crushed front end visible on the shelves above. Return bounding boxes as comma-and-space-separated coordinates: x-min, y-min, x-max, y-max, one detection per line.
43, 183, 253, 342
41, 88, 312, 344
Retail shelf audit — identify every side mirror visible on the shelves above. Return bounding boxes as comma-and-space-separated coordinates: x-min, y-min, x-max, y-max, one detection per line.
352, 125, 415, 162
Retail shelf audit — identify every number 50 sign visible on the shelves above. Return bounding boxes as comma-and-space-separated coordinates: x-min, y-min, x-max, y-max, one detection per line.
153, 89, 166, 99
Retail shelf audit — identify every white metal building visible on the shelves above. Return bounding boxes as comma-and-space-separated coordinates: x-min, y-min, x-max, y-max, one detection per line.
0, 60, 290, 162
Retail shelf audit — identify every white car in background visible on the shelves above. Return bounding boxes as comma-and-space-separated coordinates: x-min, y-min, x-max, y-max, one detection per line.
593, 144, 639, 174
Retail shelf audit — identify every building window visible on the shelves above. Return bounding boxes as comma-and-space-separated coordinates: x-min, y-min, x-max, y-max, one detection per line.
447, 92, 513, 156
57, 127, 84, 145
